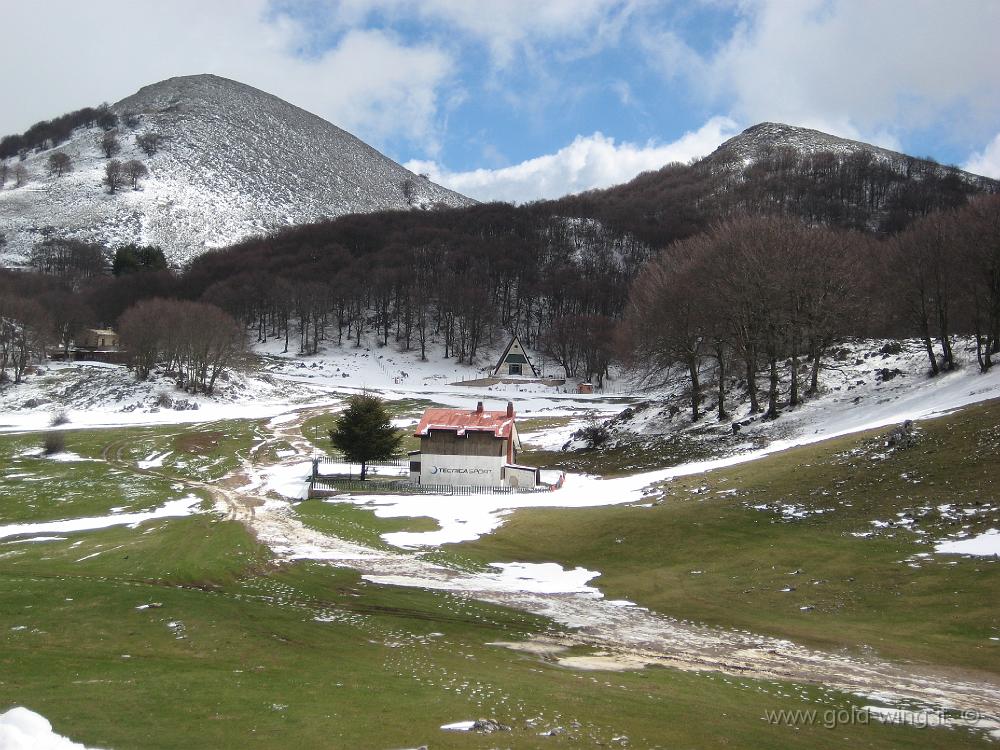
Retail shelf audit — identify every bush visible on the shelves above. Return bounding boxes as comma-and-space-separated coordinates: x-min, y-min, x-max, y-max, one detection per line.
579, 424, 610, 448
49, 410, 70, 426
43, 432, 66, 455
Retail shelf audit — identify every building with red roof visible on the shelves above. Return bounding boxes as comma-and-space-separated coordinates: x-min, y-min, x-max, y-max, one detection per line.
410, 401, 538, 488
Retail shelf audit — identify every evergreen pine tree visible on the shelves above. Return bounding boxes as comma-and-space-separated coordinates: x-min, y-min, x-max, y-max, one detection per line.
329, 393, 402, 480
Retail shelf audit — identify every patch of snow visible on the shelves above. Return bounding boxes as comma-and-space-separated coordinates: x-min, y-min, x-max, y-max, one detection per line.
3, 536, 66, 544
935, 529, 1000, 557
137, 451, 170, 469
440, 720, 476, 731
0, 494, 204, 541
0, 707, 101, 750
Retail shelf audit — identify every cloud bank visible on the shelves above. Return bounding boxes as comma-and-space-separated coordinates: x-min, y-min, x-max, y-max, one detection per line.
0, 1, 451, 151
644, 0, 1000, 148
406, 117, 740, 202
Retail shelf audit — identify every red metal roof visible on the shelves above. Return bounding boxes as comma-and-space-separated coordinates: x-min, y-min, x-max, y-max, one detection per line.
414, 406, 516, 439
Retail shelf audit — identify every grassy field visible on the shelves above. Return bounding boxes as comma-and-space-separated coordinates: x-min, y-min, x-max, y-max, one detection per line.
0, 432, 209, 525
294, 499, 439, 550
2, 402, 998, 748
1, 511, 985, 749
87, 419, 267, 481
457, 400, 1000, 675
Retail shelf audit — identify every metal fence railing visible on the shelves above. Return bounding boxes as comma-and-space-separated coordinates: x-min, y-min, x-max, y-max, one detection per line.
309, 475, 551, 497
314, 452, 408, 468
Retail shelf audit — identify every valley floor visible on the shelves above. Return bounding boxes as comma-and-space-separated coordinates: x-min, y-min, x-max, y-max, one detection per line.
1, 335, 999, 748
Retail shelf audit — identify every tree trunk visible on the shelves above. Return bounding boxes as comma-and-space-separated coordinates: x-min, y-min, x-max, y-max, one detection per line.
716, 346, 728, 421
808, 342, 823, 395
789, 352, 799, 407
745, 353, 761, 414
688, 355, 701, 422
764, 356, 780, 420
920, 316, 939, 376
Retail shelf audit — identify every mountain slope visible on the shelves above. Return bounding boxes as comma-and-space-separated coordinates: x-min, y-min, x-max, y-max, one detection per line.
553, 122, 999, 246
0, 74, 473, 266
705, 121, 997, 190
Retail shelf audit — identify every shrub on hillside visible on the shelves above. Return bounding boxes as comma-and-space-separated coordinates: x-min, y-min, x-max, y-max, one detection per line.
43, 432, 65, 455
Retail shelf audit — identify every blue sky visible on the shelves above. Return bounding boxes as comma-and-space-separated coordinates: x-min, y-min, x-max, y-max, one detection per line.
4, 1, 1000, 201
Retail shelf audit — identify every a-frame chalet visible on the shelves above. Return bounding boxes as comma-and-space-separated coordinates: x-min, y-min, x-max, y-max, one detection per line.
492, 334, 538, 378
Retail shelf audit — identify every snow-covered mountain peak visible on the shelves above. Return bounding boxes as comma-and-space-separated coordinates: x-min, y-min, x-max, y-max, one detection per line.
708, 121, 996, 187
0, 74, 474, 266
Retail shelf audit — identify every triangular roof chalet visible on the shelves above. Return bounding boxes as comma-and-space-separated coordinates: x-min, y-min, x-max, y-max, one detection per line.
492, 334, 538, 377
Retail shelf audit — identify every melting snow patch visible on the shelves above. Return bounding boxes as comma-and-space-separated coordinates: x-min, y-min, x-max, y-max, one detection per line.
440, 720, 476, 732
0, 706, 100, 750
557, 654, 652, 671
4, 536, 66, 544
15, 449, 101, 463
137, 451, 170, 469
486, 562, 602, 595
0, 495, 205, 541
364, 561, 604, 599
261, 462, 311, 500
934, 529, 1000, 557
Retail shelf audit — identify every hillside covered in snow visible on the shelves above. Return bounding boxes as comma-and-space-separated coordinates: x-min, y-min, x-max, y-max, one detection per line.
0, 75, 474, 267
705, 122, 1000, 187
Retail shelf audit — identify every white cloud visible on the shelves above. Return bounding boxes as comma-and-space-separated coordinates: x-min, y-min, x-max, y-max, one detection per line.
964, 134, 1000, 179
0, 1, 451, 151
405, 116, 740, 203
328, 0, 635, 66
645, 0, 1000, 147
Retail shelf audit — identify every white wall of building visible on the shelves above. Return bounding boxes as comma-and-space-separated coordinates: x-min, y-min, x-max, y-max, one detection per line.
420, 453, 504, 487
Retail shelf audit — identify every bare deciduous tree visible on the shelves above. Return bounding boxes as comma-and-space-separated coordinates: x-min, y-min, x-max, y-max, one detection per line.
136, 132, 163, 156
104, 159, 124, 194
0, 297, 51, 384
97, 130, 120, 159
47, 151, 72, 177
119, 299, 248, 392
123, 159, 148, 190
28, 238, 107, 289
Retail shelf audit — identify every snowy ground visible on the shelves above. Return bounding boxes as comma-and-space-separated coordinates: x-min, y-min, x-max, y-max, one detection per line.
0, 360, 332, 433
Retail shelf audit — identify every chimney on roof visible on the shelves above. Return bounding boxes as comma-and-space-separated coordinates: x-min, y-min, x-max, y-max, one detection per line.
506, 401, 514, 418
476, 401, 484, 414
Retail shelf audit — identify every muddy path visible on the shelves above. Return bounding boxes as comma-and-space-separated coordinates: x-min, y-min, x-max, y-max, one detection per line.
105, 404, 1000, 730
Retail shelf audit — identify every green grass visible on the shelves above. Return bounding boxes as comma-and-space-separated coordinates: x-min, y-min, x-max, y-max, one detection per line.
456, 400, 1000, 673
3, 403, 999, 748
1, 518, 983, 749
88, 420, 266, 482
0, 433, 204, 525
294, 499, 439, 550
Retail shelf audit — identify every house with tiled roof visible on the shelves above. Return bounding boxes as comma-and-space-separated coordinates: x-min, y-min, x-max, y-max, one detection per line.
409, 401, 539, 488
